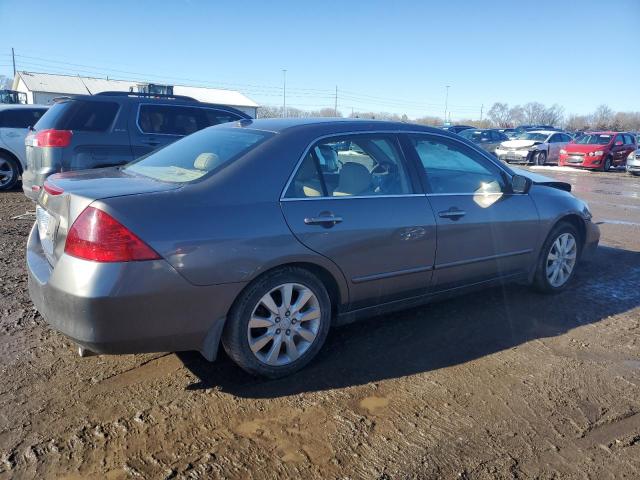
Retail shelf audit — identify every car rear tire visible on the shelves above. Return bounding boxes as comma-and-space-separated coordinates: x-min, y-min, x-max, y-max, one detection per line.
603, 156, 612, 172
532, 222, 581, 294
0, 154, 20, 191
535, 151, 547, 166
222, 267, 331, 378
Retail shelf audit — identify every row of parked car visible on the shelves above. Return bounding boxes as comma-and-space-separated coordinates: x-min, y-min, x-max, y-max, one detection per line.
442, 124, 639, 173
0, 92, 250, 192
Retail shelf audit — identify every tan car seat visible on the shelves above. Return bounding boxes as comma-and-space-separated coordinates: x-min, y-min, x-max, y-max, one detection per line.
333, 162, 371, 196
294, 155, 323, 197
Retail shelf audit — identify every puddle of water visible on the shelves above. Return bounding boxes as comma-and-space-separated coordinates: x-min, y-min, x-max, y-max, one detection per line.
623, 360, 640, 369
359, 396, 389, 414
599, 219, 640, 227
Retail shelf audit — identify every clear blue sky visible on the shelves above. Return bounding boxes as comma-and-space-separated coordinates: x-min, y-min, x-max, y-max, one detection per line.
1, 0, 638, 120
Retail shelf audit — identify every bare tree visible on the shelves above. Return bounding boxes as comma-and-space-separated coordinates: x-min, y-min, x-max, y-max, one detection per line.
487, 102, 512, 127
565, 114, 591, 131
591, 104, 614, 130
0, 75, 12, 89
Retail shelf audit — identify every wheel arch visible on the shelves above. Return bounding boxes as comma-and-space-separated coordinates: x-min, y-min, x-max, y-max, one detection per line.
553, 214, 586, 250
0, 147, 23, 174
200, 260, 347, 362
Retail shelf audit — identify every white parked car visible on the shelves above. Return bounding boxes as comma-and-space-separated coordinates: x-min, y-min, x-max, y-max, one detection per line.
0, 104, 48, 190
627, 148, 640, 176
495, 130, 573, 165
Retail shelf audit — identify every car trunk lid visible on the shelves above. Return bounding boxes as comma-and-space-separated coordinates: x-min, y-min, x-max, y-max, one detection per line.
35, 168, 180, 266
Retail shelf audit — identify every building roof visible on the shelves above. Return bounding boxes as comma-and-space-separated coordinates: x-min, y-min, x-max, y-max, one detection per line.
12, 71, 259, 108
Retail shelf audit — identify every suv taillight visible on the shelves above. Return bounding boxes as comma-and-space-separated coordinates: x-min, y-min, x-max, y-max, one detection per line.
65, 207, 160, 262
33, 129, 72, 148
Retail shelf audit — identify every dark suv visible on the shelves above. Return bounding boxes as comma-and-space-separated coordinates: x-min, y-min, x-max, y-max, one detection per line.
22, 92, 250, 200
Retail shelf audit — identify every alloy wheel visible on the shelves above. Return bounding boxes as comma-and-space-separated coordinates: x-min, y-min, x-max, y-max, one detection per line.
247, 283, 321, 366
546, 233, 577, 288
0, 158, 16, 188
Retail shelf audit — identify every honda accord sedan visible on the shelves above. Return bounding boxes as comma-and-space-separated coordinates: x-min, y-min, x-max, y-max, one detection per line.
27, 119, 599, 378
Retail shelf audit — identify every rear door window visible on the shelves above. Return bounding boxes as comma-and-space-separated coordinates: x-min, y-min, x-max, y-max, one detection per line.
285, 134, 413, 198
138, 105, 238, 135
0, 108, 47, 128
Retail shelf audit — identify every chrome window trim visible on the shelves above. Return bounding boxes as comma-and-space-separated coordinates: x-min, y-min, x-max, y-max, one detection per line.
279, 129, 515, 201
280, 194, 425, 202
135, 103, 243, 137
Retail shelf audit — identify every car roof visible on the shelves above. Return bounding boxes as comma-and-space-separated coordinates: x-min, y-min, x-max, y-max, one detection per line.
52, 92, 249, 114
0, 104, 48, 111
231, 117, 450, 136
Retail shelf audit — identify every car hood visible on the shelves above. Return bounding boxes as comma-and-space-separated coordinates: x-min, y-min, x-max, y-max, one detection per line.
45, 167, 181, 200
564, 143, 610, 153
510, 167, 572, 192
500, 139, 540, 149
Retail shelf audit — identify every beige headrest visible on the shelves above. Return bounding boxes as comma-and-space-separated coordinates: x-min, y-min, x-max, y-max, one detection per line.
193, 152, 219, 171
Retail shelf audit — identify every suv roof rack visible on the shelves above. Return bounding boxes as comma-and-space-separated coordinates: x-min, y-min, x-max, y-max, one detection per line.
95, 91, 198, 102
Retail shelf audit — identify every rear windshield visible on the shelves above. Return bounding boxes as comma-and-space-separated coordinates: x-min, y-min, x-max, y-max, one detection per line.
34, 100, 119, 132
576, 134, 612, 145
124, 127, 272, 183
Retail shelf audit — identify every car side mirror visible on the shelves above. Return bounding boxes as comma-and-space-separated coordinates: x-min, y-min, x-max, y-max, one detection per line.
615, 141, 623, 146
511, 174, 531, 194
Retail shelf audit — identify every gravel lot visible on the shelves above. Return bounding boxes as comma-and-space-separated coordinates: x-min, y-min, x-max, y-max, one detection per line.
1, 168, 639, 479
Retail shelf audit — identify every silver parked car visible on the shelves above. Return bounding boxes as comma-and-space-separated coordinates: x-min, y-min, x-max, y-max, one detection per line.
0, 104, 48, 190
627, 148, 640, 175
27, 119, 599, 378
495, 130, 573, 165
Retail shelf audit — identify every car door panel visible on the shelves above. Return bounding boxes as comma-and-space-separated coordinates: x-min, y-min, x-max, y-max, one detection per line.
403, 133, 540, 291
281, 197, 437, 309
427, 194, 539, 290
280, 133, 437, 310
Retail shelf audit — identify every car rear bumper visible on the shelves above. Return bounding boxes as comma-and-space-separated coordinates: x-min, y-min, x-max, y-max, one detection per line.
22, 167, 56, 202
26, 222, 244, 359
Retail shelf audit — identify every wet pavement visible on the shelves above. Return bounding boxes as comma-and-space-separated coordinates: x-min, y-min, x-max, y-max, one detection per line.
0, 167, 639, 479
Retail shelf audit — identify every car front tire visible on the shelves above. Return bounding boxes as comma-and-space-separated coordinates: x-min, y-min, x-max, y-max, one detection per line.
0, 154, 20, 191
533, 222, 581, 294
222, 266, 331, 378
603, 156, 612, 172
535, 151, 547, 166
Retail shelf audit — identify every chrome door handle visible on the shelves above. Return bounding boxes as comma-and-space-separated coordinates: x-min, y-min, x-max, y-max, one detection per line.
438, 208, 466, 220
304, 215, 343, 227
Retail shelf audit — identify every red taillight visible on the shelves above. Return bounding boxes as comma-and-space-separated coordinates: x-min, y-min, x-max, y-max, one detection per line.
34, 129, 72, 148
65, 207, 160, 262
43, 180, 64, 196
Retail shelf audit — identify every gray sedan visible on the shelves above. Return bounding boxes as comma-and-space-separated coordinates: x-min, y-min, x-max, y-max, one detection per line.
27, 119, 599, 378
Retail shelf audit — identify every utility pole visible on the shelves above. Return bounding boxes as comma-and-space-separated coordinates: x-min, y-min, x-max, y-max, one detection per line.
334, 85, 338, 117
443, 85, 450, 124
480, 104, 484, 122
282, 69, 287, 118
11, 48, 16, 76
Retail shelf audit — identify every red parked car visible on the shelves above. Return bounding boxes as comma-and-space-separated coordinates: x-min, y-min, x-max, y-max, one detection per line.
558, 132, 637, 171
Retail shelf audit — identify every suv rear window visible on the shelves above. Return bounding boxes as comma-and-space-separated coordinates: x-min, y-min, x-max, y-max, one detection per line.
124, 127, 272, 183
34, 100, 119, 132
138, 105, 242, 136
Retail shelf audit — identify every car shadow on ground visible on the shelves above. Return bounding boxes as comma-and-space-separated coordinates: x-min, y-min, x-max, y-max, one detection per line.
178, 245, 640, 398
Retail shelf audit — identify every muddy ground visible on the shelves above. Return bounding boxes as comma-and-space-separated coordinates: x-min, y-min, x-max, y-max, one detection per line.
1, 167, 639, 479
